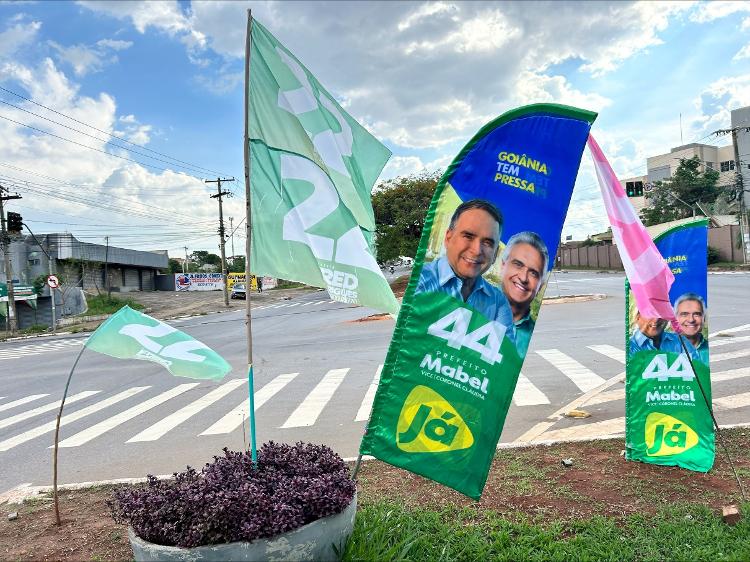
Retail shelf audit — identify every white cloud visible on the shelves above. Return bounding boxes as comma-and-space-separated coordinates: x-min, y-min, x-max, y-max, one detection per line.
397, 2, 457, 31
0, 55, 222, 249
689, 0, 750, 23
96, 38, 133, 50
78, 0, 206, 49
690, 74, 750, 136
48, 36, 132, 76
380, 155, 425, 180
0, 19, 41, 59
404, 9, 520, 55
513, 71, 612, 111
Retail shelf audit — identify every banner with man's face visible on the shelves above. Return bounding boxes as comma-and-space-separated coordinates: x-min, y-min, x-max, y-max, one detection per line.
625, 219, 714, 472
359, 104, 597, 499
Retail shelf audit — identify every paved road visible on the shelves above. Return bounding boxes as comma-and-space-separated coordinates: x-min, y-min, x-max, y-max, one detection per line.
1, 271, 748, 495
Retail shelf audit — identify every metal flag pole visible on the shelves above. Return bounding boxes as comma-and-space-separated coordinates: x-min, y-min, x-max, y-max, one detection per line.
52, 344, 87, 526
244, 8, 258, 464
677, 335, 747, 501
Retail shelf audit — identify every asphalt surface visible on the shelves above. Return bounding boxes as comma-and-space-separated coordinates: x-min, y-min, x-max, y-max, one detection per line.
0, 270, 748, 496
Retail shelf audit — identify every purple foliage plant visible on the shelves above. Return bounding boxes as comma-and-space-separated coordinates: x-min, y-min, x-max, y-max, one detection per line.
108, 442, 356, 548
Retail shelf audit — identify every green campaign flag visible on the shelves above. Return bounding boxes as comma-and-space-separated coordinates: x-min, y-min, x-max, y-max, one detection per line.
248, 19, 398, 314
85, 306, 231, 381
625, 219, 714, 471
360, 104, 596, 499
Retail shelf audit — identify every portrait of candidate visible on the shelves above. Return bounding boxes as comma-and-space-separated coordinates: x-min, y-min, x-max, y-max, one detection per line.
416, 199, 514, 331
674, 292, 708, 365
628, 312, 680, 356
500, 231, 548, 358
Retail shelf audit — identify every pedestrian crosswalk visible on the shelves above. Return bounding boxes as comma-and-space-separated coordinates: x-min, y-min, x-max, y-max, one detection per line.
254, 299, 339, 311
1, 324, 749, 453
0, 339, 83, 360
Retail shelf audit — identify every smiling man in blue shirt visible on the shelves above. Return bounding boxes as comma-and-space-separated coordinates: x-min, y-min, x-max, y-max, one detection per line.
416, 199, 514, 336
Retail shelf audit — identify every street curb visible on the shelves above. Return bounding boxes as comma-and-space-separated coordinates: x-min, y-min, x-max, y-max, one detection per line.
5, 422, 750, 506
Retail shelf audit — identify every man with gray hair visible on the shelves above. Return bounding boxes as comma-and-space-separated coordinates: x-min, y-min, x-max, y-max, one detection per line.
500, 231, 548, 357
673, 292, 708, 365
416, 199, 514, 332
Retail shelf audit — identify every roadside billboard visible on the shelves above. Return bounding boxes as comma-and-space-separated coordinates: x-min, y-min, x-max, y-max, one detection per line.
174, 273, 224, 292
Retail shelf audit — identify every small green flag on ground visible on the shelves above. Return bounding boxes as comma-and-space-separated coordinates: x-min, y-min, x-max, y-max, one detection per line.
248, 19, 398, 314
84, 306, 231, 380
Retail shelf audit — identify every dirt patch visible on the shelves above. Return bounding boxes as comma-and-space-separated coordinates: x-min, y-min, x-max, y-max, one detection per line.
389, 274, 410, 298
349, 313, 393, 323
3, 429, 747, 559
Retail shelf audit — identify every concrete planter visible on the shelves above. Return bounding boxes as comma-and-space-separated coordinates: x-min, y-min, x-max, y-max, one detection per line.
127, 492, 357, 561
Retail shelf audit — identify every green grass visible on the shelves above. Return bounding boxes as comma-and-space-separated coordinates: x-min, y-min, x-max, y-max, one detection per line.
271, 280, 308, 289
343, 501, 750, 561
84, 294, 144, 316
19, 324, 48, 335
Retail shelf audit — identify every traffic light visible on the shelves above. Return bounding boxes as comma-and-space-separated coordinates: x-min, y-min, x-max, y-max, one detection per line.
6, 211, 22, 233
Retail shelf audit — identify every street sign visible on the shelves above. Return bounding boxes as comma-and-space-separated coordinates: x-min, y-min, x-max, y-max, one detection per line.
47, 275, 60, 289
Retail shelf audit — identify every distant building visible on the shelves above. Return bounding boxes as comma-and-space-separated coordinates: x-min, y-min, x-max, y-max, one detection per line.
621, 105, 750, 215
1, 233, 168, 330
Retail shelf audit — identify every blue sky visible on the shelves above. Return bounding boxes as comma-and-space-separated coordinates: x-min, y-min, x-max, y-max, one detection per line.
0, 1, 749, 255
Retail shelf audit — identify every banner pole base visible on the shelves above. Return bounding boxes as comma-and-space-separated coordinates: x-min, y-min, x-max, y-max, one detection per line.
679, 336, 747, 502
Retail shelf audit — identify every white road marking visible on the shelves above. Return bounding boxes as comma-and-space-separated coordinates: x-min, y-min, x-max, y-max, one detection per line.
513, 373, 550, 406
200, 372, 299, 435
0, 391, 100, 430
355, 365, 382, 422
313, 300, 330, 305
0, 394, 49, 413
534, 417, 625, 442
711, 348, 750, 362
536, 349, 606, 392
587, 344, 625, 364
281, 368, 349, 428
710, 335, 750, 348
127, 379, 246, 442
714, 392, 750, 411
712, 367, 750, 382
286, 302, 302, 308
0, 387, 149, 452
712, 323, 750, 336
55, 384, 198, 448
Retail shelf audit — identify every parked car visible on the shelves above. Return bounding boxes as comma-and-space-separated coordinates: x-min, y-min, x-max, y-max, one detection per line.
230, 283, 246, 299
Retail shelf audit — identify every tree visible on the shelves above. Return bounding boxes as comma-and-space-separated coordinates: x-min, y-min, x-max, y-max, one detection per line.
641, 156, 729, 226
190, 251, 221, 267
371, 171, 440, 264
167, 259, 182, 274
229, 256, 246, 273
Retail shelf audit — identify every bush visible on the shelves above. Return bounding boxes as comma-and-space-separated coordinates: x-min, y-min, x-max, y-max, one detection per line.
707, 246, 721, 265
84, 294, 144, 315
108, 442, 355, 548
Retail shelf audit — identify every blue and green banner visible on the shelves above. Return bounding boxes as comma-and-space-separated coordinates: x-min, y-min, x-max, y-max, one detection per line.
625, 219, 714, 471
360, 104, 597, 499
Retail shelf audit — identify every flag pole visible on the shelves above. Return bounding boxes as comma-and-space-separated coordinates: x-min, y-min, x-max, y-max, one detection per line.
244, 8, 258, 464
53, 344, 87, 526
677, 335, 746, 501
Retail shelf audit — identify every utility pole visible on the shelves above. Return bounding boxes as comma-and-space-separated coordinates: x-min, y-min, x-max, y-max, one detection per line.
0, 184, 22, 334
206, 177, 234, 307
715, 125, 750, 264
184, 246, 189, 273
229, 217, 236, 265
104, 235, 110, 298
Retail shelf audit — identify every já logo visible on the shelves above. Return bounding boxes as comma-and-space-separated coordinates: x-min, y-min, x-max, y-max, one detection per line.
396, 385, 474, 453
644, 412, 698, 456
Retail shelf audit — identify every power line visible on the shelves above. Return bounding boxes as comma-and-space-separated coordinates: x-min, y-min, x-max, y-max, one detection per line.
0, 84, 238, 179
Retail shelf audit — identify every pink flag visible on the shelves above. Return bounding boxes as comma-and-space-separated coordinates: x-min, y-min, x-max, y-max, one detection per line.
587, 134, 675, 321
